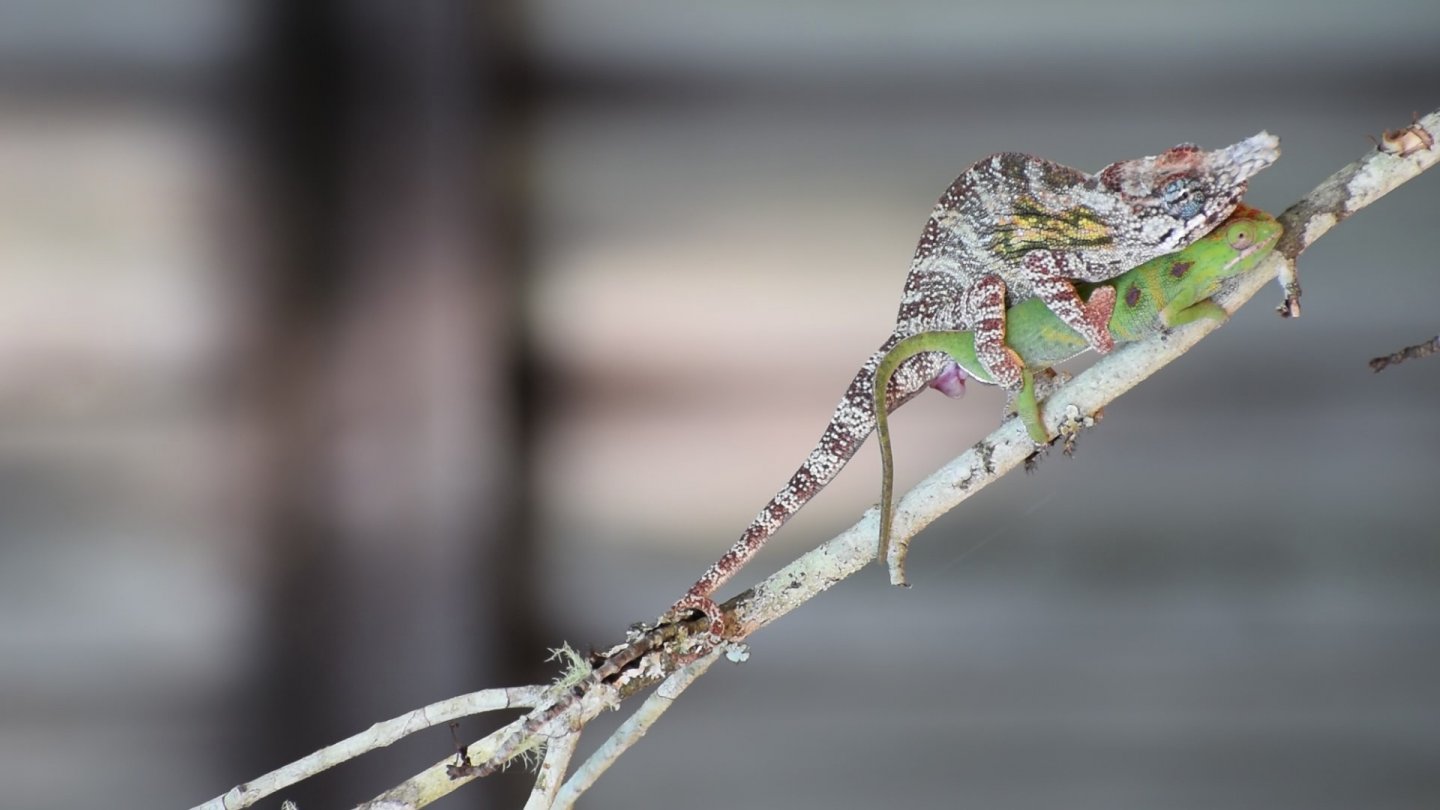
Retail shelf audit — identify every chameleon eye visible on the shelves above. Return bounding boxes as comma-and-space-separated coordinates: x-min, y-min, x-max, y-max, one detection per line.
1161, 176, 1205, 220
1226, 224, 1255, 250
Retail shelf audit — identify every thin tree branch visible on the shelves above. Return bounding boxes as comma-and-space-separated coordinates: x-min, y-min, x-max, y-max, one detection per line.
356, 678, 622, 809
524, 731, 583, 810
192, 685, 545, 810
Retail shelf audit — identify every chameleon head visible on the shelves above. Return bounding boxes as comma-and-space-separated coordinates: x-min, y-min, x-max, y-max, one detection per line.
1098, 131, 1281, 255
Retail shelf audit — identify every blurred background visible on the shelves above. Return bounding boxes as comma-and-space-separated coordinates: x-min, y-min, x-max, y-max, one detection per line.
2, 1, 1438, 808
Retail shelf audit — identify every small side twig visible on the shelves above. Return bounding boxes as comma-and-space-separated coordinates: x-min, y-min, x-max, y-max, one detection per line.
1369, 335, 1440, 372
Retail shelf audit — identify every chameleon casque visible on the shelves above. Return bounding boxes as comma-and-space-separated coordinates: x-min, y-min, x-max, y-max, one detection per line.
671, 134, 1281, 636
875, 205, 1282, 583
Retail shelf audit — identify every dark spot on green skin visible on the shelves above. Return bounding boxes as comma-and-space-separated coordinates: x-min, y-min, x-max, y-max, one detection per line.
1169, 260, 1193, 279
1124, 284, 1142, 308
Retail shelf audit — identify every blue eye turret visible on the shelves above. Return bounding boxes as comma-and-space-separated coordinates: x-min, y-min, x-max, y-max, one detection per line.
1161, 176, 1205, 220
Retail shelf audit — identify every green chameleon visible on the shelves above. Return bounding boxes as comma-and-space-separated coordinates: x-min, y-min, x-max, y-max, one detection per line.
874, 205, 1281, 569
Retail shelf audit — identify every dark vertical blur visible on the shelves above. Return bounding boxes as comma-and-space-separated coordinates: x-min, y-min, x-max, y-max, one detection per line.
237, 0, 541, 805
239, 0, 351, 798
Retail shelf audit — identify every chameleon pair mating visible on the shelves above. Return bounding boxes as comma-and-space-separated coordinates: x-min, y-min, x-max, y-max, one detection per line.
874, 205, 1281, 584
671, 132, 1282, 639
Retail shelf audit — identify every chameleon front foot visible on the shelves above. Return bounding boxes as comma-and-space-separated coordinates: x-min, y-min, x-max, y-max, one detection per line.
1057, 403, 1099, 455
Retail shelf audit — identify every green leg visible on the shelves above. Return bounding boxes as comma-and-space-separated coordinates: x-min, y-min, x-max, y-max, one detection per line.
1163, 298, 1228, 328
1016, 367, 1049, 443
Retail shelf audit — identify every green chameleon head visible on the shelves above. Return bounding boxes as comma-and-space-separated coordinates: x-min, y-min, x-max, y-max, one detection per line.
1104, 203, 1281, 338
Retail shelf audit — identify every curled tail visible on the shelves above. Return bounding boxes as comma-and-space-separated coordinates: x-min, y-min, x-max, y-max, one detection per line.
676, 336, 955, 616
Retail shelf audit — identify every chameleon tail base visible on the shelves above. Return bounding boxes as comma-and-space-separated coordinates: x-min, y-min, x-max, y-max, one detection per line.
873, 333, 1045, 585
669, 338, 954, 631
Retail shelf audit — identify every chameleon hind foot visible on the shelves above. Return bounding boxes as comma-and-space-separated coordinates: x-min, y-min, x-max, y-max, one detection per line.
666, 593, 726, 647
